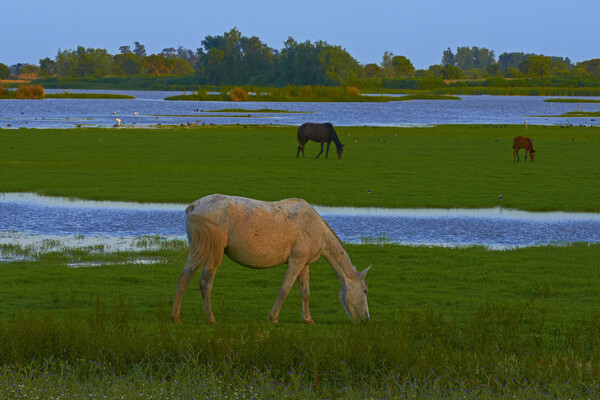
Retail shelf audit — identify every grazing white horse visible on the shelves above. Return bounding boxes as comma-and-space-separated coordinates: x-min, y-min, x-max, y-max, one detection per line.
170, 194, 371, 324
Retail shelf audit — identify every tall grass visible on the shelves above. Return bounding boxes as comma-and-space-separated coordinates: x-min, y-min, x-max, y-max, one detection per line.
15, 84, 45, 99
1, 301, 599, 398
431, 86, 600, 96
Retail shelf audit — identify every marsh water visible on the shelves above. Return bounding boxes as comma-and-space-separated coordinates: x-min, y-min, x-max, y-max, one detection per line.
2, 92, 600, 255
1, 90, 600, 128
2, 193, 600, 251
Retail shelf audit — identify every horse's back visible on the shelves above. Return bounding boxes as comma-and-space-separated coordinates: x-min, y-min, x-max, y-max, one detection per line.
188, 195, 325, 268
513, 136, 532, 150
298, 123, 330, 143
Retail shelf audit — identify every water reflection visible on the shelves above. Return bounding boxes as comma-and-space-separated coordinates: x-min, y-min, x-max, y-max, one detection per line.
2, 193, 599, 250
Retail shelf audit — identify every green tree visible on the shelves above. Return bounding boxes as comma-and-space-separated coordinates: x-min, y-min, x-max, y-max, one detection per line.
472, 47, 495, 69
21, 64, 40, 75
143, 54, 175, 76
276, 37, 327, 85
524, 55, 552, 78
364, 63, 381, 78
318, 45, 361, 84
0, 63, 10, 79
171, 58, 194, 75
133, 42, 146, 57
239, 35, 274, 84
505, 67, 525, 78
38, 57, 56, 77
455, 46, 474, 70
199, 28, 249, 84
380, 51, 395, 78
441, 48, 455, 67
443, 64, 462, 79
391, 55, 415, 77
55, 49, 77, 77
114, 52, 143, 75
428, 64, 444, 77
498, 52, 532, 74
486, 62, 500, 76
577, 59, 600, 76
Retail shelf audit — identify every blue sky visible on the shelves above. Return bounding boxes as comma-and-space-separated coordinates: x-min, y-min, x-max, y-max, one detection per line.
2, 0, 599, 69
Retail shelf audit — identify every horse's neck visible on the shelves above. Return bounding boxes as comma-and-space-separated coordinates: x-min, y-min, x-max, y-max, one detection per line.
330, 131, 343, 148
322, 227, 355, 284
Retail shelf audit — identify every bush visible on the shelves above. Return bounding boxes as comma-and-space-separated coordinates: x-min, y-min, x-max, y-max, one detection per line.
0, 84, 7, 96
229, 87, 247, 101
346, 86, 361, 96
16, 84, 45, 99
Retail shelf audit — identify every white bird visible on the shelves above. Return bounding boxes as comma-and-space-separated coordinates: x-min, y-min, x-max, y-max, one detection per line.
115, 118, 121, 126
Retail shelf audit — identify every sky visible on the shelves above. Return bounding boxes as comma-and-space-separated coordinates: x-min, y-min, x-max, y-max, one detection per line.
2, 0, 599, 70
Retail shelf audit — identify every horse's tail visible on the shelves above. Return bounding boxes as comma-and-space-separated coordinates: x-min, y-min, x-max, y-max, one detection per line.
184, 211, 225, 272
297, 123, 307, 146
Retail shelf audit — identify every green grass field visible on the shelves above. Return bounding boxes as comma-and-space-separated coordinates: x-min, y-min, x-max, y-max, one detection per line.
1, 124, 600, 211
2, 124, 600, 398
1, 242, 599, 398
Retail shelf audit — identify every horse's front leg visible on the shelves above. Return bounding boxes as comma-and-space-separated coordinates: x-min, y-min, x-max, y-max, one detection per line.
325, 142, 331, 159
268, 258, 306, 323
315, 142, 324, 158
298, 264, 315, 324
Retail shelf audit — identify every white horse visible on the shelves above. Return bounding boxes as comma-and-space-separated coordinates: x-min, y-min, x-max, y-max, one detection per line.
170, 194, 371, 324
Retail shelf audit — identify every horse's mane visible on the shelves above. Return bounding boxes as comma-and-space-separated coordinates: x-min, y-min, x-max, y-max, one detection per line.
321, 217, 347, 251
326, 123, 343, 147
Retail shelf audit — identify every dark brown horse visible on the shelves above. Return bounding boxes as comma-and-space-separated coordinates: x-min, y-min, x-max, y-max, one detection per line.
513, 136, 535, 162
296, 123, 344, 159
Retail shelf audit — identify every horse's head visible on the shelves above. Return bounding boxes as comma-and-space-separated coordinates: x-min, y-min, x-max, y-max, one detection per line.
530, 150, 535, 161
339, 266, 370, 322
336, 144, 344, 159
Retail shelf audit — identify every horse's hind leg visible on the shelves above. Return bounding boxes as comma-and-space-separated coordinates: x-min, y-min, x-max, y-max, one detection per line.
199, 253, 223, 324
296, 146, 304, 158
315, 142, 324, 158
170, 261, 198, 323
298, 264, 315, 324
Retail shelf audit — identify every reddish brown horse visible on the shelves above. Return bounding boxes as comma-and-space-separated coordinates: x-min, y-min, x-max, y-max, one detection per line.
513, 136, 535, 162
296, 123, 344, 159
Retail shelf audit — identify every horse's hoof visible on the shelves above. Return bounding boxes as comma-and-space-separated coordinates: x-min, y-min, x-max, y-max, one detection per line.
303, 319, 316, 325
170, 313, 180, 324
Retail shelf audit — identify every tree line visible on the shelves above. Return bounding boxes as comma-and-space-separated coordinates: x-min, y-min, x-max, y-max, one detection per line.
1, 28, 599, 85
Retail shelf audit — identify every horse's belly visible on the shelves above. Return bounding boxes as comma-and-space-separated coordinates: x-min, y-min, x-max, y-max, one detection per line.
225, 243, 290, 269
224, 233, 295, 269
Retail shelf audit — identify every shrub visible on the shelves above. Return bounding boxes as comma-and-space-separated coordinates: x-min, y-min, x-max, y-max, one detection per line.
16, 84, 45, 99
0, 84, 7, 96
346, 86, 361, 96
229, 87, 247, 101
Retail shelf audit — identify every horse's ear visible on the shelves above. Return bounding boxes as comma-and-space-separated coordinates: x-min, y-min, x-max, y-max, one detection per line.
359, 265, 371, 278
